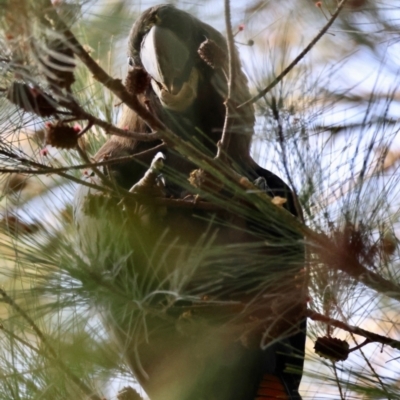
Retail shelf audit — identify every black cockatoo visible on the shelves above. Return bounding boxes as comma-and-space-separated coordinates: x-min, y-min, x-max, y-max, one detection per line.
74, 4, 306, 400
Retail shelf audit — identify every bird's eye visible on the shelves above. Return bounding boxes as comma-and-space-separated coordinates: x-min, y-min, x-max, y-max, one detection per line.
127, 57, 134, 67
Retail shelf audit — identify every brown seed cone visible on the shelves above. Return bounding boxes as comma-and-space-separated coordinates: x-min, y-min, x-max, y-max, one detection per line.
189, 168, 224, 194
125, 67, 151, 95
117, 386, 142, 400
45, 122, 79, 149
314, 336, 350, 362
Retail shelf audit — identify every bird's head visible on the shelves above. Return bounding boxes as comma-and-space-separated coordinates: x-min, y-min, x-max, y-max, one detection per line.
127, 5, 226, 112
127, 5, 255, 164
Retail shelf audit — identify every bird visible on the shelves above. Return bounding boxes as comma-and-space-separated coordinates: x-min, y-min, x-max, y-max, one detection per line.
73, 4, 306, 400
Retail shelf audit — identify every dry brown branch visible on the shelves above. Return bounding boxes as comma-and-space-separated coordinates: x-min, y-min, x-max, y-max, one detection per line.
58, 97, 159, 141
0, 149, 109, 193
0, 144, 166, 176
307, 309, 400, 352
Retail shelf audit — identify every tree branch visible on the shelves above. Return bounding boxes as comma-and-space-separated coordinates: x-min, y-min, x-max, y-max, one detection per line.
58, 97, 159, 141
0, 144, 166, 176
307, 309, 400, 352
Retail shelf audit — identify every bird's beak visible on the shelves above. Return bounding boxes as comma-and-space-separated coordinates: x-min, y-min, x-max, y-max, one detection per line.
140, 25, 199, 111
141, 25, 189, 94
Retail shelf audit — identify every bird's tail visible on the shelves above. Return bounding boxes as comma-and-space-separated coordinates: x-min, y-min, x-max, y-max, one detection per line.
254, 373, 301, 400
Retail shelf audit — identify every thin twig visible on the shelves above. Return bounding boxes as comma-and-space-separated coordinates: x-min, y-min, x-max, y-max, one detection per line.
0, 149, 106, 191
224, 0, 235, 101
307, 309, 400, 351
270, 98, 303, 221
76, 143, 113, 188
59, 97, 159, 141
332, 361, 345, 400
0, 144, 166, 176
239, 0, 348, 108
349, 338, 370, 353
76, 120, 93, 138
351, 334, 392, 399
217, 0, 235, 160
